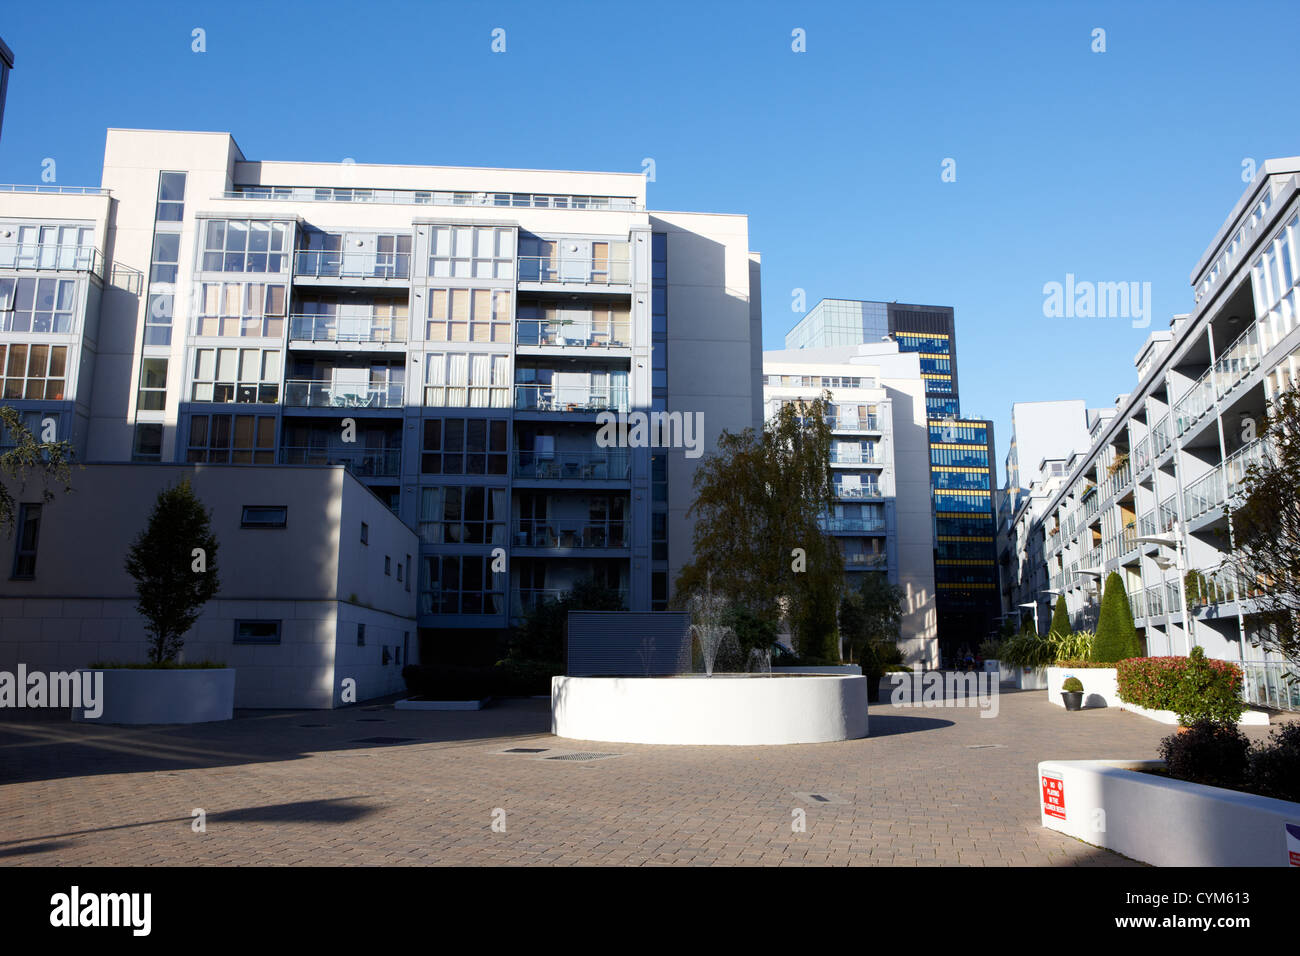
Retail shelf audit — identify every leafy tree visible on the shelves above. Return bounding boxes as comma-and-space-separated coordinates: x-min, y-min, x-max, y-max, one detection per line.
507, 578, 625, 665
721, 604, 779, 662
676, 394, 843, 656
1049, 594, 1071, 638
124, 478, 220, 664
1222, 385, 1300, 668
838, 572, 904, 662
0, 406, 75, 535
1091, 571, 1141, 663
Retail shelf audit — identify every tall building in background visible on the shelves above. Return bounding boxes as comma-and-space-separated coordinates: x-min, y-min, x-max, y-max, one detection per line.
785, 298, 1000, 654
0, 37, 12, 146
762, 342, 938, 666
0, 128, 763, 704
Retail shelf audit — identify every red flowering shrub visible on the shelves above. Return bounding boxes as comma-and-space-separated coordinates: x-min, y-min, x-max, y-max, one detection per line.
1117, 647, 1244, 724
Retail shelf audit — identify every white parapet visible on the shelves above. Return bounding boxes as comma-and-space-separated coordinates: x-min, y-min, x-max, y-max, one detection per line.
1038, 758, 1300, 867
72, 667, 236, 725
551, 674, 868, 745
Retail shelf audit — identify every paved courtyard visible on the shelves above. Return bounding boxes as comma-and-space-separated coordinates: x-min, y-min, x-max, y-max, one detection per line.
0, 687, 1287, 866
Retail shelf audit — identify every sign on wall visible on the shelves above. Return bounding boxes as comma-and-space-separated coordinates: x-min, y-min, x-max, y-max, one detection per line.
1041, 772, 1066, 820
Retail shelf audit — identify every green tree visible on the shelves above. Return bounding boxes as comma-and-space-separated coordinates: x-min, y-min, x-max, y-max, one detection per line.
1222, 384, 1300, 669
124, 478, 221, 664
721, 604, 779, 662
1049, 594, 1071, 638
676, 394, 843, 657
838, 572, 905, 662
0, 406, 75, 535
507, 578, 626, 665
1091, 571, 1141, 663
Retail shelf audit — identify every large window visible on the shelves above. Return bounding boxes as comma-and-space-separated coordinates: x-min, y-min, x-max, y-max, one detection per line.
201, 219, 290, 273
428, 225, 513, 279
420, 554, 505, 615
0, 277, 77, 333
136, 357, 168, 411
132, 423, 162, 462
419, 486, 507, 544
420, 418, 508, 475
423, 352, 510, 407
0, 344, 67, 399
195, 281, 287, 337
191, 347, 281, 403
186, 413, 276, 464
426, 288, 512, 343
156, 172, 186, 222
11, 503, 41, 578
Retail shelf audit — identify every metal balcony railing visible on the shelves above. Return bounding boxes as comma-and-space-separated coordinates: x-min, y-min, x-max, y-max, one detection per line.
512, 450, 630, 481
1213, 322, 1261, 400
1241, 661, 1300, 712
288, 314, 407, 344
0, 242, 103, 277
826, 415, 880, 431
833, 484, 881, 499
0, 184, 111, 196
1158, 494, 1179, 532
829, 449, 883, 465
513, 384, 627, 413
517, 255, 631, 285
294, 250, 410, 279
512, 521, 628, 550
278, 446, 401, 477
1137, 511, 1157, 538
283, 379, 405, 408
1128, 589, 1146, 620
1132, 437, 1151, 474
222, 186, 641, 211
819, 516, 887, 533
1151, 415, 1173, 456
1145, 584, 1165, 617
844, 552, 888, 568
515, 318, 630, 349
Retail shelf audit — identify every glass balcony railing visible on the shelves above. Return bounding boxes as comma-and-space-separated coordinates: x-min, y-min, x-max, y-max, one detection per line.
826, 415, 880, 431
283, 379, 405, 408
819, 516, 887, 533
1158, 494, 1179, 532
513, 384, 627, 413
517, 255, 630, 285
512, 450, 630, 481
1166, 579, 1182, 613
1151, 415, 1173, 456
223, 186, 641, 211
294, 250, 410, 279
288, 314, 407, 344
833, 484, 881, 499
1128, 589, 1146, 620
278, 445, 401, 477
512, 521, 628, 549
844, 552, 888, 568
1132, 437, 1151, 474
1144, 584, 1166, 617
829, 449, 883, 465
1241, 661, 1300, 712
0, 242, 103, 277
515, 318, 630, 349
1213, 322, 1261, 400
1180, 438, 1265, 525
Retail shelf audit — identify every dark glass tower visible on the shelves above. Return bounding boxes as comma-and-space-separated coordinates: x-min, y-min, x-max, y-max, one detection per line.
786, 299, 1001, 656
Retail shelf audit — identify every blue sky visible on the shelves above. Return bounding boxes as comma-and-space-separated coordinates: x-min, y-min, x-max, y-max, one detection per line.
2, 0, 1298, 472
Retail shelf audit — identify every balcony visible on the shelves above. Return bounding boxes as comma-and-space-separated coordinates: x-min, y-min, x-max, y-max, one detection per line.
0, 242, 104, 278
283, 379, 405, 409
512, 587, 629, 617
1157, 494, 1179, 532
829, 449, 883, 466
514, 384, 627, 414
1144, 583, 1166, 618
515, 318, 630, 350
1241, 661, 1300, 712
1151, 415, 1173, 457
819, 516, 887, 534
288, 314, 407, 345
517, 255, 630, 286
222, 185, 641, 211
826, 415, 880, 432
834, 484, 881, 499
513, 449, 630, 481
1212, 322, 1261, 401
293, 250, 410, 280
279, 445, 401, 477
512, 521, 628, 550
1128, 589, 1146, 620
1132, 437, 1151, 474
844, 552, 888, 569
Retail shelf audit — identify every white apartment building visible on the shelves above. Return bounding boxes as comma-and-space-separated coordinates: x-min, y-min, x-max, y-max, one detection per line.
762, 343, 938, 666
0, 128, 763, 700
1020, 157, 1300, 711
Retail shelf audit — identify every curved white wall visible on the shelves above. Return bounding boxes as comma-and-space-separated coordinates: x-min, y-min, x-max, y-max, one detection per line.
552, 674, 868, 745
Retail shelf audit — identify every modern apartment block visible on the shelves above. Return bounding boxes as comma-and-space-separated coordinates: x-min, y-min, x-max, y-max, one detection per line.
785, 298, 999, 654
0, 128, 763, 692
1013, 157, 1300, 711
761, 342, 938, 665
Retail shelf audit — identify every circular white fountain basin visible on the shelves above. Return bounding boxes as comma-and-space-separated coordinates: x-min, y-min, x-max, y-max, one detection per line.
551, 674, 868, 745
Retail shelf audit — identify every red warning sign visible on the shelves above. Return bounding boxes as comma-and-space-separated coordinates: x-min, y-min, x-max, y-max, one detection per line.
1041, 774, 1066, 820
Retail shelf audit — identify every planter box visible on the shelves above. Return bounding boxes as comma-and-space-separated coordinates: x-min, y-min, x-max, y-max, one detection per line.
1115, 699, 1270, 726
1038, 758, 1300, 866
1014, 666, 1048, 690
985, 659, 1015, 684
72, 667, 235, 725
394, 697, 488, 711
1046, 666, 1118, 708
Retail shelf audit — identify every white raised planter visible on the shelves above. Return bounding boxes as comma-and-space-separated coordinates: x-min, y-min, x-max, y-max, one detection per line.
773, 665, 863, 675
1038, 758, 1300, 866
394, 697, 487, 711
1046, 666, 1118, 708
1014, 666, 1048, 690
1115, 699, 1270, 726
552, 674, 868, 745
72, 667, 235, 725
985, 659, 1015, 684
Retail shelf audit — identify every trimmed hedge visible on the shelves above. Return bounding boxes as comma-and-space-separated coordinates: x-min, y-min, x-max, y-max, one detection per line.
1053, 658, 1117, 669
1116, 647, 1245, 725
1092, 571, 1141, 663
1049, 595, 1071, 637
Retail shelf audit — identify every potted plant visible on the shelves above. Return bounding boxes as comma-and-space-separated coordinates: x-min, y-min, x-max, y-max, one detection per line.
1061, 676, 1084, 711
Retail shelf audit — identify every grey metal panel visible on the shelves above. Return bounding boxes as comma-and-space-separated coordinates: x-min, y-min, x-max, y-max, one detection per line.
566, 610, 690, 676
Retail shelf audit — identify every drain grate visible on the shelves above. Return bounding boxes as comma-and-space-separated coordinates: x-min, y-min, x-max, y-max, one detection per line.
351, 736, 417, 745
792, 791, 850, 805
966, 743, 1006, 750
502, 747, 549, 754
543, 752, 619, 762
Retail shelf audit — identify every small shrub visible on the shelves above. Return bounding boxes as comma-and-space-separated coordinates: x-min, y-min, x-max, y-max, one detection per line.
978, 638, 1003, 659
1117, 649, 1245, 725
1062, 676, 1083, 693
1158, 721, 1250, 791
1248, 723, 1300, 803
999, 631, 1055, 668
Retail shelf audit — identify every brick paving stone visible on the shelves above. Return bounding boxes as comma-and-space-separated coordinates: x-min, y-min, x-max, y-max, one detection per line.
0, 688, 1289, 866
